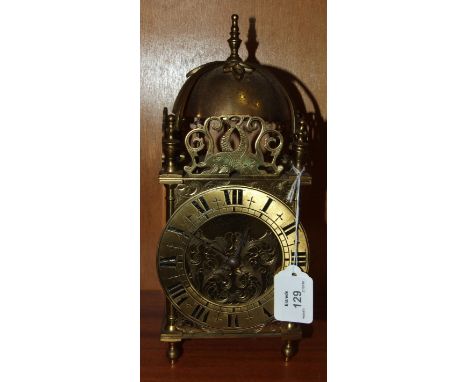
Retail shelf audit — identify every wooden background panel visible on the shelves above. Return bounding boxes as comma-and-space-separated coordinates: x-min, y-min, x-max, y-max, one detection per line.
141, 0, 327, 294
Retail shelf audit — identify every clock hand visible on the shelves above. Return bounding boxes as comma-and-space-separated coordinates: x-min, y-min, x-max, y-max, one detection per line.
188, 231, 226, 257
235, 228, 250, 257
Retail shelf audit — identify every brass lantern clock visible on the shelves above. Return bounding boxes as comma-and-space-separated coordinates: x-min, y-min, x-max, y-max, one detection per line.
157, 14, 312, 364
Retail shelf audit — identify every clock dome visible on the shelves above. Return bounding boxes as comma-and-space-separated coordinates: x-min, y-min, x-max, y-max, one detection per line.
172, 14, 294, 126
173, 61, 294, 123
160, 14, 310, 177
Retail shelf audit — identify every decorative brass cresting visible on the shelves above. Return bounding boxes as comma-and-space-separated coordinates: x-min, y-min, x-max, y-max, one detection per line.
184, 115, 284, 176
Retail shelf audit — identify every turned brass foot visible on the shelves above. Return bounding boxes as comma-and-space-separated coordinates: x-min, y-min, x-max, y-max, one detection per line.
282, 340, 297, 362
167, 342, 182, 365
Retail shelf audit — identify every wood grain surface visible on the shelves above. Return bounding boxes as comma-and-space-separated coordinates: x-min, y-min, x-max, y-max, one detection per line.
141, 0, 327, 298
141, 290, 326, 382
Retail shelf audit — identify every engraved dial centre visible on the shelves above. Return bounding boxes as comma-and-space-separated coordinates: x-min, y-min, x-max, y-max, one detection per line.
185, 214, 282, 305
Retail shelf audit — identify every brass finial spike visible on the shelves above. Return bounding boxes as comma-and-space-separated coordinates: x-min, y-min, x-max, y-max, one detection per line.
161, 109, 180, 175
227, 14, 242, 62
292, 113, 310, 171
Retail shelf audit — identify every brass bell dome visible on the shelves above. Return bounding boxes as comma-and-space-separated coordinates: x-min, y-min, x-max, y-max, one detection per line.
172, 14, 294, 125
160, 14, 310, 177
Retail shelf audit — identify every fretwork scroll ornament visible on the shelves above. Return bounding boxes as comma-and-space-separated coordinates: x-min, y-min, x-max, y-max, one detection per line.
184, 115, 284, 176
185, 227, 281, 305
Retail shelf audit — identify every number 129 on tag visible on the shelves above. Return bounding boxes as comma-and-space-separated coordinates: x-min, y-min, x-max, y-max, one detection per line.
274, 266, 313, 324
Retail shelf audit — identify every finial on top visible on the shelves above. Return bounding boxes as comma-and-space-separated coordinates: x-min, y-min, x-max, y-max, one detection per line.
161, 108, 181, 174
292, 114, 310, 171
227, 14, 242, 62
224, 14, 254, 80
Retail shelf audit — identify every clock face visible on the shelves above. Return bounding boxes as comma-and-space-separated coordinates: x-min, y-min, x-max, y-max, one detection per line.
157, 185, 309, 331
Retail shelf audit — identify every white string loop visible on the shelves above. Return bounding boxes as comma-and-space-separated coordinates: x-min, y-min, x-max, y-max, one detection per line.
286, 166, 305, 272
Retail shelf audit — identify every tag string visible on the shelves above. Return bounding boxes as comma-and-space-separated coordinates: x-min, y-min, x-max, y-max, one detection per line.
286, 166, 305, 272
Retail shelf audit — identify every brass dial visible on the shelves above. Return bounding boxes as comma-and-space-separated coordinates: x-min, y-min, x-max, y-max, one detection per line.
157, 185, 309, 331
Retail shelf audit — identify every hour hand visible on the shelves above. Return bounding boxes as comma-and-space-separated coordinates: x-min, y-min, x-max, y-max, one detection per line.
236, 229, 250, 256
191, 231, 226, 257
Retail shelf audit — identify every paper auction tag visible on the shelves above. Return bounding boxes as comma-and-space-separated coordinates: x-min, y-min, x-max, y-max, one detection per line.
274, 265, 313, 324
